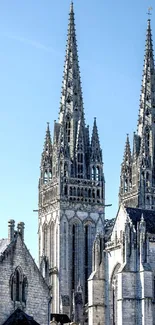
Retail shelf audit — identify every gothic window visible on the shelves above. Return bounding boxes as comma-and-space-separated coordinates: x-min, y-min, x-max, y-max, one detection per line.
71, 224, 78, 290
77, 153, 84, 179
91, 166, 95, 180
22, 276, 28, 303
64, 185, 68, 195
97, 189, 100, 198
84, 225, 88, 303
84, 223, 95, 304
110, 264, 121, 325
65, 119, 71, 143
49, 170, 52, 181
124, 179, 128, 192
88, 188, 91, 198
44, 171, 48, 184
70, 187, 73, 196
16, 269, 20, 301
64, 163, 68, 177
63, 222, 67, 269
43, 224, 47, 256
10, 267, 28, 303
73, 187, 76, 196
50, 222, 54, 268
96, 166, 100, 181
146, 172, 149, 187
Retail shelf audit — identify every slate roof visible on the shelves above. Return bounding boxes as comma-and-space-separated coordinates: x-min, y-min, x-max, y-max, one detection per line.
2, 308, 40, 325
126, 207, 155, 234
0, 238, 9, 255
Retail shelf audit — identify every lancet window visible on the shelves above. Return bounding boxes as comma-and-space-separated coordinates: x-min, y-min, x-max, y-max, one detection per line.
77, 153, 84, 179
10, 267, 28, 303
66, 118, 71, 143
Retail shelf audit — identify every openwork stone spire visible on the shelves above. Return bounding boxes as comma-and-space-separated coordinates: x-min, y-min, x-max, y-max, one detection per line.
40, 123, 52, 185
137, 19, 155, 137
119, 135, 132, 201
91, 118, 102, 163
59, 2, 84, 125
119, 19, 155, 209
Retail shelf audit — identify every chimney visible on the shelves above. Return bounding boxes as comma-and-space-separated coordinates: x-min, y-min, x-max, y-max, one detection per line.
17, 222, 25, 241
8, 219, 15, 243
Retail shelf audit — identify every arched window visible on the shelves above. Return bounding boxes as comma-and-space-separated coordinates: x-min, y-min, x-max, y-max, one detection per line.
64, 163, 68, 177
70, 187, 73, 196
49, 170, 52, 181
146, 172, 149, 187
66, 118, 71, 143
10, 267, 28, 303
91, 166, 95, 180
96, 166, 100, 181
22, 276, 28, 303
124, 179, 128, 192
44, 171, 48, 184
72, 224, 76, 290
43, 224, 47, 256
16, 269, 20, 301
110, 264, 121, 325
84, 223, 95, 303
77, 153, 84, 179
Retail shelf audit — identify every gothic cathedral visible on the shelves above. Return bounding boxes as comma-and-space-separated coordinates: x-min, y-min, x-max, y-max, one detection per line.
38, 3, 155, 325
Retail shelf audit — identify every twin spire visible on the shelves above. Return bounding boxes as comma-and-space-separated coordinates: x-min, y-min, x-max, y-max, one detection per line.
119, 18, 155, 209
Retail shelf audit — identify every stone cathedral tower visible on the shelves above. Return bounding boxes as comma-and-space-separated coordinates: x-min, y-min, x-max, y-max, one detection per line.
38, 2, 105, 322
119, 18, 155, 209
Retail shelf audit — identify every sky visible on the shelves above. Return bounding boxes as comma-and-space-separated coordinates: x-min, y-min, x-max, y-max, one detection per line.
0, 0, 154, 263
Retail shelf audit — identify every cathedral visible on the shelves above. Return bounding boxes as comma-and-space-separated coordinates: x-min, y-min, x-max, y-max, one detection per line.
1, 2, 155, 325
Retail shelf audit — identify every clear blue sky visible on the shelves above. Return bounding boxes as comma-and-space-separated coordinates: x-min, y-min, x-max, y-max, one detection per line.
0, 0, 154, 262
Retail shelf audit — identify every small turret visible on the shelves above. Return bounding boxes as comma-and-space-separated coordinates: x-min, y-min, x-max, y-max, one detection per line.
90, 118, 103, 182
40, 123, 52, 185
119, 134, 132, 204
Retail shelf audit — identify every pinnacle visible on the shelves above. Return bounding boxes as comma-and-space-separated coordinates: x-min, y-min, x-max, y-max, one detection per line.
70, 1, 74, 13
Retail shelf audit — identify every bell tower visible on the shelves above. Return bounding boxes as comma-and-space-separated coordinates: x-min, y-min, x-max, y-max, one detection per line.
38, 3, 105, 322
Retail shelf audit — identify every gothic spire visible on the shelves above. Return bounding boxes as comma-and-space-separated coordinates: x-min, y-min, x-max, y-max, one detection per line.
119, 19, 155, 209
59, 1, 84, 125
40, 123, 52, 185
119, 134, 132, 203
122, 134, 131, 165
90, 118, 102, 163
137, 18, 155, 137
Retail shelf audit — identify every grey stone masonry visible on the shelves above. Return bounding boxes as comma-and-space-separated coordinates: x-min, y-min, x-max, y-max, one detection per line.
0, 221, 50, 325
38, 2, 105, 323
119, 19, 155, 210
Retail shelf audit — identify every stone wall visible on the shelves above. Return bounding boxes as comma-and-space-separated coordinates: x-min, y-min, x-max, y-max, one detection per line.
0, 235, 49, 325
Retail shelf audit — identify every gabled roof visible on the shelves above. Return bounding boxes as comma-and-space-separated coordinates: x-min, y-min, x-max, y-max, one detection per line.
0, 238, 9, 254
2, 308, 40, 325
126, 207, 155, 234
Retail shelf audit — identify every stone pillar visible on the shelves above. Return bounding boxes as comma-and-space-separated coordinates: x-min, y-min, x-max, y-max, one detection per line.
17, 222, 25, 241
8, 219, 15, 243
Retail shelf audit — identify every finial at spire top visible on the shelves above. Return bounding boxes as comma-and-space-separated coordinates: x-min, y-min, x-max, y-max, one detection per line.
147, 6, 153, 18
70, 1, 74, 13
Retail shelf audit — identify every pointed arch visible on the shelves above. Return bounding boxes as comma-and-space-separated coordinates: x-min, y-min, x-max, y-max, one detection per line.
10, 266, 28, 303
110, 263, 121, 325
